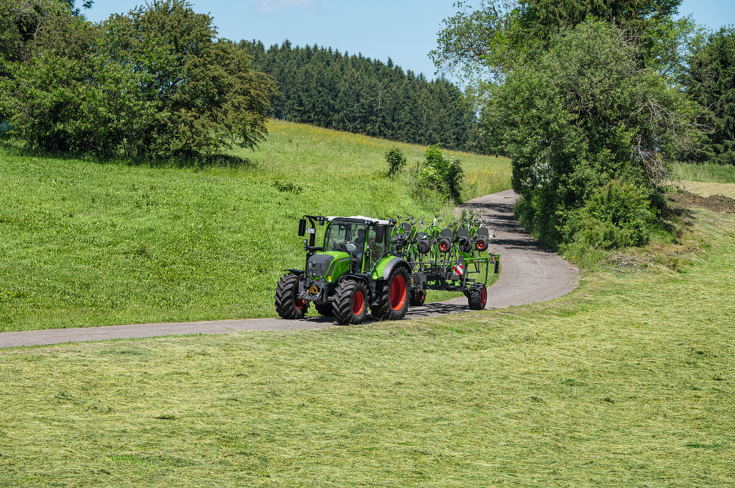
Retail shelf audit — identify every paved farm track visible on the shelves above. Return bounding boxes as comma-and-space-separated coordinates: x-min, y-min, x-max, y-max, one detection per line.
0, 190, 577, 348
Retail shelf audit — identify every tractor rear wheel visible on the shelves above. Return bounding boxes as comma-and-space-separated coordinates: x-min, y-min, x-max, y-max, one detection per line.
467, 283, 487, 310
332, 279, 368, 325
314, 303, 334, 316
409, 289, 426, 306
371, 267, 410, 320
275, 273, 309, 319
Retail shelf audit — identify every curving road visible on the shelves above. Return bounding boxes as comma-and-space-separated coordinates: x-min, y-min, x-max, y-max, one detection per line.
0, 190, 578, 348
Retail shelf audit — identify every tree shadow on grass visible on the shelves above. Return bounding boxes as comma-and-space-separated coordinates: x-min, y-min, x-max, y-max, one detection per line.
177, 153, 259, 170
0, 142, 259, 170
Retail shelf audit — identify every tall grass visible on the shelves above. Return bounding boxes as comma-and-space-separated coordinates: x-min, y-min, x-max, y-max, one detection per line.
670, 161, 735, 184
0, 121, 510, 332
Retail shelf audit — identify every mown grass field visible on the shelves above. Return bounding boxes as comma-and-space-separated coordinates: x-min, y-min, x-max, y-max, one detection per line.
0, 206, 733, 487
0, 121, 510, 332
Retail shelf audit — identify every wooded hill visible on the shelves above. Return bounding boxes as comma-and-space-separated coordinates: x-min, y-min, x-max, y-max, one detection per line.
239, 40, 485, 153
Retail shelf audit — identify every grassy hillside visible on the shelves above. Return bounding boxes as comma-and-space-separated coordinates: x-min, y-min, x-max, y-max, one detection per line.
0, 120, 510, 332
0, 206, 732, 486
671, 161, 735, 184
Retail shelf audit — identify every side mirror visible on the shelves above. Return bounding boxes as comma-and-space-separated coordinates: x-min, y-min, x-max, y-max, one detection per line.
298, 218, 306, 236
375, 225, 384, 242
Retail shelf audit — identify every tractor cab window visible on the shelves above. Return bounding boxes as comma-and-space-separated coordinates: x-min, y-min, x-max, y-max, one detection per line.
367, 225, 386, 270
325, 222, 366, 258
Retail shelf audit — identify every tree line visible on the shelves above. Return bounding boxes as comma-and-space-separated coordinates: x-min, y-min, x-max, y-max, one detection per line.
239, 40, 485, 153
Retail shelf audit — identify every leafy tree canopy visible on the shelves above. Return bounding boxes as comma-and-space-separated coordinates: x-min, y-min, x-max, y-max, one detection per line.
431, 0, 699, 86
483, 20, 700, 246
0, 0, 275, 158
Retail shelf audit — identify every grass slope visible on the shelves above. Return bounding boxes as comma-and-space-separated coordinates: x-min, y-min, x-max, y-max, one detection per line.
0, 121, 510, 332
671, 162, 735, 184
0, 207, 733, 486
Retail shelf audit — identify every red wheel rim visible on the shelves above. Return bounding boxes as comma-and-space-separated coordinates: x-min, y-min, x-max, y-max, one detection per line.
390, 275, 406, 311
477, 240, 486, 250
440, 240, 449, 252
480, 288, 487, 307
352, 291, 364, 315
420, 291, 425, 302
294, 298, 306, 310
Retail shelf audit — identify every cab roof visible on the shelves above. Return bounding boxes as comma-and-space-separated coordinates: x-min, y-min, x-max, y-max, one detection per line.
326, 215, 391, 226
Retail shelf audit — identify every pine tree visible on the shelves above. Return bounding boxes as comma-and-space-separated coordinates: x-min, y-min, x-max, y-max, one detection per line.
687, 27, 735, 165
239, 39, 481, 152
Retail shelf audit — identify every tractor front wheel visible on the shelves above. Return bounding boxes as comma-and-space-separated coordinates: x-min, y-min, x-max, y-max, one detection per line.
332, 279, 368, 325
372, 267, 410, 320
275, 273, 309, 319
467, 283, 487, 310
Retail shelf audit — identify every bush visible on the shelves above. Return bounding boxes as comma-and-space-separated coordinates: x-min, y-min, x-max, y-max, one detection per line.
419, 144, 464, 203
571, 180, 658, 249
385, 147, 406, 177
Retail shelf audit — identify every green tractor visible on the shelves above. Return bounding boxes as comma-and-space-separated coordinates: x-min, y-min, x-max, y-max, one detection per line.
275, 215, 412, 325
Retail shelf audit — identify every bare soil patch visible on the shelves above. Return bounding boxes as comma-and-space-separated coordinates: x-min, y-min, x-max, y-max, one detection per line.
668, 190, 735, 215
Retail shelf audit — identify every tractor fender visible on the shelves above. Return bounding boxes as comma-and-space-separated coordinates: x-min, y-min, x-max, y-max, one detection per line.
379, 257, 411, 281
336, 274, 373, 303
285, 269, 305, 275
338, 273, 371, 286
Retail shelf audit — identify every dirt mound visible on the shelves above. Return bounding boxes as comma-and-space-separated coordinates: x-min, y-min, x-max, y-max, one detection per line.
668, 191, 735, 214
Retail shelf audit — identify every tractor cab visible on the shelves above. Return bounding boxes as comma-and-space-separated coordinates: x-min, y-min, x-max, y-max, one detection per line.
298, 215, 390, 280
322, 217, 389, 274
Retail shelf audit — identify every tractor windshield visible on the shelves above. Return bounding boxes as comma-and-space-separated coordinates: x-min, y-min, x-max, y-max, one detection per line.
325, 221, 366, 255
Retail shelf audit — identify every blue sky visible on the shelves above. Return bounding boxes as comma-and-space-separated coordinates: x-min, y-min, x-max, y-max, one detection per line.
85, 0, 735, 81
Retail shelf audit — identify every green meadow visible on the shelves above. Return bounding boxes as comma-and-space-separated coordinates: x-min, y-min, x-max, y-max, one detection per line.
0, 120, 510, 332
3, 121, 734, 486
0, 206, 733, 486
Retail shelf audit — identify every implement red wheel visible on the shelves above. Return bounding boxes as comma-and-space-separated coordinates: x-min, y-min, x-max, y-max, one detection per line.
468, 283, 487, 310
409, 289, 426, 306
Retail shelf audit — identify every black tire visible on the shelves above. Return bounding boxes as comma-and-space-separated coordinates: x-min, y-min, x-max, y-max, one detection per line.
467, 283, 487, 310
275, 273, 309, 319
409, 289, 426, 306
314, 303, 334, 316
371, 266, 410, 320
332, 279, 369, 325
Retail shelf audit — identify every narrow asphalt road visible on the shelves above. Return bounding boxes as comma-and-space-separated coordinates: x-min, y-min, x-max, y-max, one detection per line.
0, 190, 578, 349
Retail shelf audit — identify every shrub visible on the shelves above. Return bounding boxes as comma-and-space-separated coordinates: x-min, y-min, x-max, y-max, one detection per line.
571, 180, 658, 249
385, 147, 406, 177
419, 144, 464, 203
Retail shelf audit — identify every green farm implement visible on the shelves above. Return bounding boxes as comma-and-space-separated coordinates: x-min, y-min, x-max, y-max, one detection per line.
275, 214, 500, 325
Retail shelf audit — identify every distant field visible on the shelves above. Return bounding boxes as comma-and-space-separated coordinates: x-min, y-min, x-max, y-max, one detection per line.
0, 121, 510, 332
671, 161, 735, 184
680, 181, 735, 199
0, 206, 732, 487
244, 120, 511, 201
